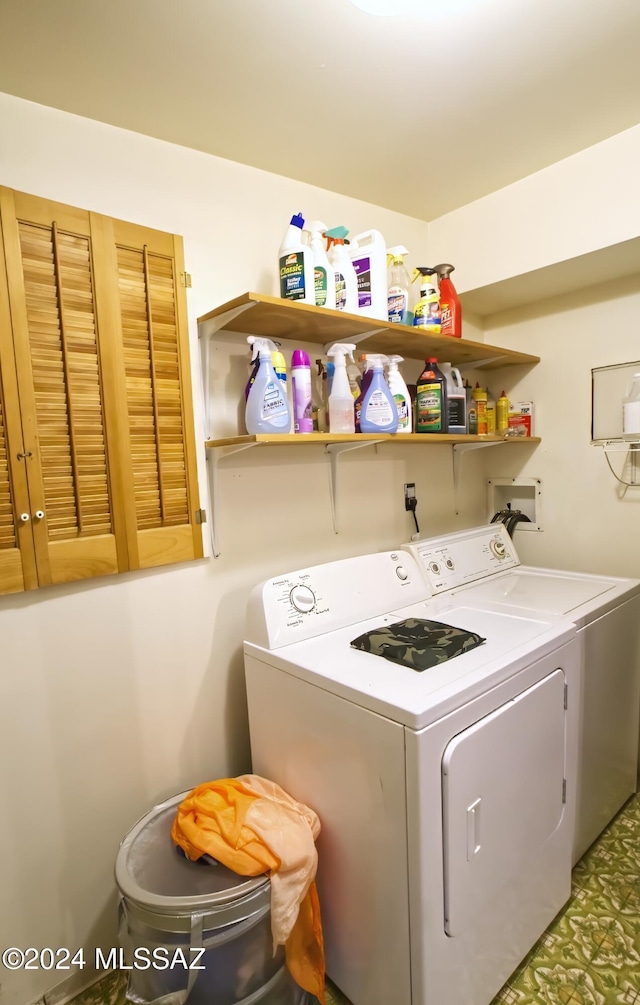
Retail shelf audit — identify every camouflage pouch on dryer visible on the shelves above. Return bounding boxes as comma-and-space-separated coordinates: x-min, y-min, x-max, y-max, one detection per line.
350, 617, 486, 672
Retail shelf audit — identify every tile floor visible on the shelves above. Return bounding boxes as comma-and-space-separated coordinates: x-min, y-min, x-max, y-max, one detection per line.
73, 793, 640, 1005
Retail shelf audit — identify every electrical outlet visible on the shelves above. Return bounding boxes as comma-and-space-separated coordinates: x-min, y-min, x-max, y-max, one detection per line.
404, 483, 416, 510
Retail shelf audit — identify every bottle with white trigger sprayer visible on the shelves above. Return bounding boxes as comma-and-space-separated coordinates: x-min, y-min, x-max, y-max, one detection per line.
326, 343, 357, 433
245, 337, 291, 434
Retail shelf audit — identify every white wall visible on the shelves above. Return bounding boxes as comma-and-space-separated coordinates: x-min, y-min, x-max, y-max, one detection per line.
478, 274, 640, 577
0, 94, 488, 1005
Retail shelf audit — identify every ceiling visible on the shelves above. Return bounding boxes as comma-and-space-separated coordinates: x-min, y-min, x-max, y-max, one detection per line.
1, 0, 640, 221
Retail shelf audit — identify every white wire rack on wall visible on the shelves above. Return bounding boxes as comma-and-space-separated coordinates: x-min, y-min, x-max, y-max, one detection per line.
592, 360, 640, 497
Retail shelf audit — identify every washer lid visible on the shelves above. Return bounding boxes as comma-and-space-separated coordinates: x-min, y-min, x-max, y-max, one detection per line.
115, 792, 268, 914
456, 569, 616, 615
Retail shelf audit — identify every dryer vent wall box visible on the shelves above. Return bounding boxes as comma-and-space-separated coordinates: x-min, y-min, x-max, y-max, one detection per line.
403, 524, 640, 866
244, 547, 580, 1005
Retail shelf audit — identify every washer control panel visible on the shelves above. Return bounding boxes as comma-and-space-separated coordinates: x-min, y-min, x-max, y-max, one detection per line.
246, 551, 426, 650
402, 524, 519, 595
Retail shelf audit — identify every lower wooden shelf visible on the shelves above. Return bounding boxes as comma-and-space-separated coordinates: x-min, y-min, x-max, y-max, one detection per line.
205, 433, 541, 448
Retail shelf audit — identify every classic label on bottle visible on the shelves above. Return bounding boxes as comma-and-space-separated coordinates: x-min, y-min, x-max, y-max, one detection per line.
416, 381, 443, 432
353, 256, 372, 309
280, 252, 306, 300
314, 266, 328, 307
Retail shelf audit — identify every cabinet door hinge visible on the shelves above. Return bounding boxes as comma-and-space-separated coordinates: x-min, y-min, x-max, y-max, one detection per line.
562, 778, 567, 804
195, 508, 207, 525
180, 271, 192, 288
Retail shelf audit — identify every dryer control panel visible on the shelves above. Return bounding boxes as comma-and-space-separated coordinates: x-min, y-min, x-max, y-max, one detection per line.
246, 550, 427, 650
402, 524, 519, 595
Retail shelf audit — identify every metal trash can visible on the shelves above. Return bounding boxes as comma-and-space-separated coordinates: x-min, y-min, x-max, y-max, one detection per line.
115, 792, 309, 1005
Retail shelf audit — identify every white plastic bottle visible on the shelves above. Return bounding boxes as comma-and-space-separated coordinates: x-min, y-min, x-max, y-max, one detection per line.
278, 212, 315, 304
245, 337, 291, 434
440, 363, 467, 435
307, 220, 337, 310
325, 226, 359, 313
386, 356, 412, 433
349, 229, 387, 321
326, 343, 357, 433
387, 246, 414, 326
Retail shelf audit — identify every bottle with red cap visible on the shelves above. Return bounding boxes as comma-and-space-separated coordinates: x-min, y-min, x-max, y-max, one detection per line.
415, 357, 448, 433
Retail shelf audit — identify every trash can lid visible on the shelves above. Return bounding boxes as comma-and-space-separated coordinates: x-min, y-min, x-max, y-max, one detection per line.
115, 791, 269, 915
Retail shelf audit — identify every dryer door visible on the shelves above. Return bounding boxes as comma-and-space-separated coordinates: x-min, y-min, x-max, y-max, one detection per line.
442, 668, 566, 937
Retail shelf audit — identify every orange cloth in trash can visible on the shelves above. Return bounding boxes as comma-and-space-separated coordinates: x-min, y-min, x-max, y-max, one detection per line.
171, 774, 325, 1005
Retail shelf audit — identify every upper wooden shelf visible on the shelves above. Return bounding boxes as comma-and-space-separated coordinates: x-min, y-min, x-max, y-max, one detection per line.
197, 292, 540, 370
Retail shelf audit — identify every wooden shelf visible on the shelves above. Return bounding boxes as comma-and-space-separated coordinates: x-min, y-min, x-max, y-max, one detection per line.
205, 433, 541, 449
197, 292, 540, 370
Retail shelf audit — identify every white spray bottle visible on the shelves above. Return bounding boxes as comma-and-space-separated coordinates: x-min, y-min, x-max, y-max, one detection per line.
387, 246, 414, 326
307, 220, 337, 309
326, 343, 357, 433
245, 337, 291, 434
325, 227, 358, 313
386, 356, 413, 433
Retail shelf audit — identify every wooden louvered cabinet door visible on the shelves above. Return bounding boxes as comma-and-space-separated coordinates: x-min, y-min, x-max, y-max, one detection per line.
0, 188, 124, 587
103, 218, 203, 570
0, 218, 38, 595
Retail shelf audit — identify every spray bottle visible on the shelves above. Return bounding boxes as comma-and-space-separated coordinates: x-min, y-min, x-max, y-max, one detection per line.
432, 263, 462, 339
245, 338, 291, 434
325, 227, 358, 313
307, 220, 337, 309
326, 344, 357, 433
354, 354, 374, 432
387, 246, 414, 326
291, 350, 313, 433
278, 212, 315, 304
386, 356, 412, 433
359, 355, 398, 433
412, 268, 442, 333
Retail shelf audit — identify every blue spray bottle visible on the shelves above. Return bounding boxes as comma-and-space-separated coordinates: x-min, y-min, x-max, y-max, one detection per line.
359, 354, 399, 434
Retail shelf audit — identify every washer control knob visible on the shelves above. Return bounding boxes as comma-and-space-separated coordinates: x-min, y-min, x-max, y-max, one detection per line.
290, 585, 316, 613
490, 538, 507, 559
396, 566, 408, 581
429, 561, 440, 575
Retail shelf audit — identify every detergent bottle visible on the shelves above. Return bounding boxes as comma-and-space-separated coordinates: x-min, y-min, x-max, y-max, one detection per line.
349, 229, 387, 320
387, 246, 414, 326
386, 356, 412, 433
412, 268, 442, 333
307, 220, 337, 309
440, 362, 466, 435
325, 226, 359, 313
245, 338, 291, 434
354, 354, 374, 432
327, 343, 357, 433
360, 355, 399, 434
278, 212, 315, 304
415, 357, 447, 433
433, 263, 462, 339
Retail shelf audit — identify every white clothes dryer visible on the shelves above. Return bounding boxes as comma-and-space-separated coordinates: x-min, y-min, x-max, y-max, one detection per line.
403, 524, 640, 864
244, 549, 580, 1005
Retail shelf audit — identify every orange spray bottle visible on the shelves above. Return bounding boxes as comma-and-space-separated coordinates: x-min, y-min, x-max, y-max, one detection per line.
433, 263, 462, 338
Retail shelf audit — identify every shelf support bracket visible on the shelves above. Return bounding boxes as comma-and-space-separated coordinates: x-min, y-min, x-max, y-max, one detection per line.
452, 440, 505, 515
322, 329, 388, 354
206, 441, 262, 557
198, 301, 259, 440
325, 440, 384, 533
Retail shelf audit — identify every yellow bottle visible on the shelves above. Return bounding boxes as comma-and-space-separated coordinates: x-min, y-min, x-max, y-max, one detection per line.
472, 384, 488, 435
497, 390, 510, 434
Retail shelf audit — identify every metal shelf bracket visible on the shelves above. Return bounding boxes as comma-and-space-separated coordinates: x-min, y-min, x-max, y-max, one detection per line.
600, 440, 640, 498
452, 440, 507, 515
206, 441, 262, 558
325, 440, 384, 533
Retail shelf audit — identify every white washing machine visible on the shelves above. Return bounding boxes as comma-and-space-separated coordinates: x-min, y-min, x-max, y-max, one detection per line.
244, 549, 580, 1005
403, 524, 640, 864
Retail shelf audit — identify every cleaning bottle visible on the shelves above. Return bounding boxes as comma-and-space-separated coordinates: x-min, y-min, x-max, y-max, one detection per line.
349, 229, 387, 320
347, 359, 361, 400
433, 264, 462, 339
486, 389, 496, 435
313, 359, 327, 432
466, 379, 476, 434
278, 212, 315, 304
415, 357, 447, 433
307, 220, 337, 309
386, 356, 412, 433
354, 355, 375, 432
291, 350, 313, 434
325, 226, 358, 313
326, 343, 357, 433
272, 346, 287, 387
440, 363, 466, 435
412, 268, 442, 333
245, 337, 292, 434
387, 246, 414, 326
473, 383, 488, 435
359, 355, 398, 433
245, 337, 261, 400
497, 390, 510, 434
